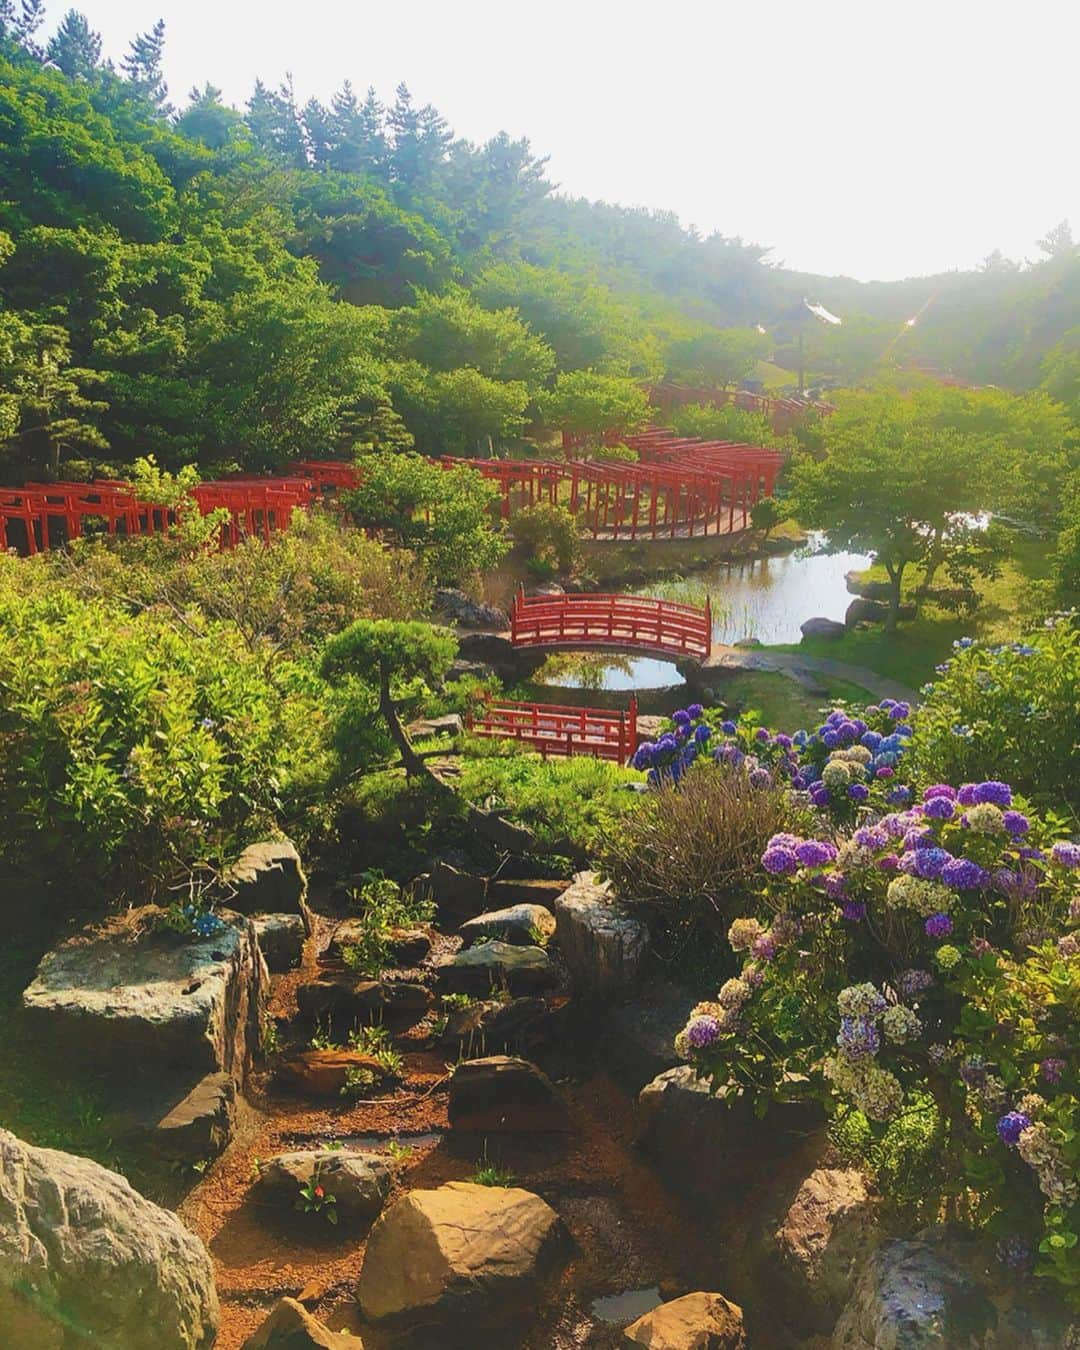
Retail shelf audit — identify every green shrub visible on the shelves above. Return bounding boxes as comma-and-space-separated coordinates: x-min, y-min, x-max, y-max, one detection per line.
340, 873, 435, 976
509, 501, 582, 576
910, 617, 1080, 808
457, 740, 640, 855
599, 761, 795, 957
0, 579, 329, 902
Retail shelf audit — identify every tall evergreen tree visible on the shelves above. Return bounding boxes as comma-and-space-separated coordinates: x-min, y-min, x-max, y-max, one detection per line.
176, 83, 245, 150
329, 82, 386, 177
387, 83, 450, 190
302, 97, 335, 167
45, 8, 102, 79
246, 74, 308, 167
0, 1, 46, 55
121, 17, 169, 110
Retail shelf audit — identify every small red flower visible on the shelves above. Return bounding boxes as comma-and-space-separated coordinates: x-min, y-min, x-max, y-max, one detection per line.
314, 1185, 324, 1199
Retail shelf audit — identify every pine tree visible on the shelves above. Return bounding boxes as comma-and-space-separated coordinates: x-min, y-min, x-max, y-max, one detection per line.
45, 9, 102, 80
246, 74, 308, 167
328, 82, 386, 176
176, 83, 244, 150
302, 97, 335, 168
121, 18, 170, 110
0, 1, 46, 56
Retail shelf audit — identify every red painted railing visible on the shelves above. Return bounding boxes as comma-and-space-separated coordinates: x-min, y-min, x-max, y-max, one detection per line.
510, 588, 711, 661
467, 694, 638, 763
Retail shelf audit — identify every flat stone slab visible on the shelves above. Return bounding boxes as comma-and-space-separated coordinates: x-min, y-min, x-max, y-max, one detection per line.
296, 977, 433, 1025
624, 1291, 746, 1348
149, 1072, 236, 1163
222, 840, 312, 933
459, 904, 555, 947
255, 1150, 391, 1222
277, 1049, 389, 1097
435, 942, 557, 997
22, 911, 268, 1084
486, 878, 570, 908
449, 1055, 569, 1133
554, 871, 649, 1002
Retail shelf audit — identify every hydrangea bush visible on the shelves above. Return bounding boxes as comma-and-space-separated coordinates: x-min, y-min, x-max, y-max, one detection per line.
676, 763, 1080, 1302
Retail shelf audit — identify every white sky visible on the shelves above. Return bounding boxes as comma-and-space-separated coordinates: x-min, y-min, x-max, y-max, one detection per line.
39, 0, 1080, 282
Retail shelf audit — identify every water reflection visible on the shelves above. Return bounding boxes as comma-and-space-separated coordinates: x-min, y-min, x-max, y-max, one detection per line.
638, 541, 871, 646
537, 651, 684, 692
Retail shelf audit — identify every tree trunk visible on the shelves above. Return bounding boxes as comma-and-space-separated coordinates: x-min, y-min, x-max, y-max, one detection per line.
378, 667, 429, 779
885, 564, 904, 634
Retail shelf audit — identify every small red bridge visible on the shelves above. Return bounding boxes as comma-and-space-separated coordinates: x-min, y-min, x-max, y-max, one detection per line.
510, 588, 712, 662
467, 695, 638, 764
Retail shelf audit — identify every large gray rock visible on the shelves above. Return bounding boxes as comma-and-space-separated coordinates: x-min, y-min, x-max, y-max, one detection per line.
252, 913, 307, 973
460, 903, 556, 947
845, 598, 916, 628
412, 861, 488, 924
356, 1181, 568, 1336
801, 616, 846, 639
0, 1129, 219, 1349
254, 1150, 391, 1223
448, 1056, 569, 1133
434, 587, 510, 630
845, 571, 893, 601
435, 942, 557, 997
22, 912, 269, 1085
554, 872, 649, 1002
637, 1067, 824, 1220
623, 1291, 747, 1348
832, 1229, 1073, 1349
241, 1297, 362, 1347
222, 840, 312, 933
764, 1168, 880, 1334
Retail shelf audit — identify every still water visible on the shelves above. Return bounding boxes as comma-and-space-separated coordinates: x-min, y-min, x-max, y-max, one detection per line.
539, 540, 872, 691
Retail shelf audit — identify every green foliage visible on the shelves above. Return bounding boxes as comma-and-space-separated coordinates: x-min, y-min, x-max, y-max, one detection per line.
346, 452, 507, 584
321, 617, 458, 693
600, 760, 794, 958
339, 873, 435, 977
509, 501, 581, 576
539, 369, 650, 444
295, 1175, 338, 1223
669, 401, 784, 449
665, 326, 770, 387
749, 496, 786, 538
910, 618, 1080, 809
458, 741, 641, 854
0, 564, 328, 901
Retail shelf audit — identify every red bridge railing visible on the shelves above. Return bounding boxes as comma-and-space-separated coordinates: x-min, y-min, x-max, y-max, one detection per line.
467, 695, 638, 764
510, 588, 711, 661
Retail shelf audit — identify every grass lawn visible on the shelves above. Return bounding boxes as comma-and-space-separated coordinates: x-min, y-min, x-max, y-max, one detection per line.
712, 669, 874, 728
767, 534, 1053, 690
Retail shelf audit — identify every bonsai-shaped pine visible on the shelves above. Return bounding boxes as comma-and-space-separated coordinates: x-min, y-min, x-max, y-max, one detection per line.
320, 619, 457, 778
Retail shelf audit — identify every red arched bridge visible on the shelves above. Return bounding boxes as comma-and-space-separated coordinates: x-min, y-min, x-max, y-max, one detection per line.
510, 587, 712, 662
467, 694, 638, 764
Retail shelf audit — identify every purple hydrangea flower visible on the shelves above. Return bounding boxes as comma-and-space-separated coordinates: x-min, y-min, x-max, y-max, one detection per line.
631, 743, 656, 770
941, 857, 990, 890
861, 731, 883, 751
886, 785, 913, 805
957, 783, 978, 806
923, 796, 955, 821
810, 786, 831, 808
974, 781, 1013, 807
822, 872, 848, 899
672, 709, 692, 726
898, 968, 934, 997
751, 933, 778, 961
1041, 1057, 1067, 1084
773, 733, 793, 750
876, 853, 901, 872
854, 826, 889, 850
841, 900, 867, 922
889, 702, 911, 720
694, 723, 712, 744
686, 1015, 722, 1049
996, 1111, 1032, 1146
822, 730, 840, 749
796, 839, 838, 867
1002, 811, 1030, 836
925, 913, 954, 938
837, 1016, 880, 1060
720, 720, 737, 735
755, 727, 771, 743
911, 847, 952, 879
749, 767, 773, 789
1051, 841, 1080, 868
849, 783, 870, 802
687, 703, 704, 719
876, 766, 896, 780
923, 785, 958, 802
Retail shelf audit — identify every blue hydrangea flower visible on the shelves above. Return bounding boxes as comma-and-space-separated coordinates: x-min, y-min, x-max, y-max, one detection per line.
1002, 811, 1029, 835
923, 796, 955, 821
849, 783, 870, 802
973, 781, 1012, 807
1051, 841, 1080, 868
795, 839, 837, 867
687, 703, 704, 719
693, 723, 712, 744
837, 1016, 880, 1060
996, 1111, 1031, 1146
761, 845, 799, 876
941, 857, 989, 890
924, 913, 953, 938
720, 720, 737, 735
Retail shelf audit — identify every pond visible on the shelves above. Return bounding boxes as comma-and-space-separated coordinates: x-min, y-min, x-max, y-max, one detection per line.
528, 538, 871, 692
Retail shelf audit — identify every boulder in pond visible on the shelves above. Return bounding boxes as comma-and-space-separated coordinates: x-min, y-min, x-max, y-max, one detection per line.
459, 903, 556, 947
800, 616, 846, 639
435, 941, 556, 997
254, 1150, 391, 1222
252, 913, 306, 973
0, 1128, 219, 1350
356, 1181, 568, 1336
554, 871, 648, 1002
241, 1297, 363, 1348
623, 1291, 746, 1348
448, 1056, 569, 1133
222, 840, 312, 933
22, 910, 268, 1085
